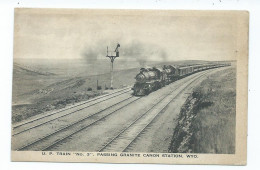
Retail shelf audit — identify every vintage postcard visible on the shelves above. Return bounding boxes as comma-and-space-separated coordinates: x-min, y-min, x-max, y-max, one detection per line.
11, 8, 248, 165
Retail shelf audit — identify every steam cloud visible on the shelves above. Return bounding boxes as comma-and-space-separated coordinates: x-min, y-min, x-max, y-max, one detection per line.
81, 39, 169, 67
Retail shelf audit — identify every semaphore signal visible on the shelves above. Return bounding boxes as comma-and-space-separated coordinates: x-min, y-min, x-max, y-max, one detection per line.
106, 43, 120, 89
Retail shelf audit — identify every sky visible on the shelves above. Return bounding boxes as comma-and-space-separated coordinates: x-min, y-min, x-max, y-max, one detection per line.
14, 9, 238, 62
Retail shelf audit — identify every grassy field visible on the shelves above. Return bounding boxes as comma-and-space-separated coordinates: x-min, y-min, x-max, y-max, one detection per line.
12, 64, 140, 123
169, 66, 236, 154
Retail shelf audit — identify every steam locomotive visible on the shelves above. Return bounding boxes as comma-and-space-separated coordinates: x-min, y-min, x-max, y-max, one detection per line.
132, 63, 231, 96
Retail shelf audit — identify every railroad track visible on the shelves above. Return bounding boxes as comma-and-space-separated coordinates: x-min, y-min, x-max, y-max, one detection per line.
98, 69, 213, 152
12, 87, 132, 136
15, 95, 141, 151
13, 87, 131, 129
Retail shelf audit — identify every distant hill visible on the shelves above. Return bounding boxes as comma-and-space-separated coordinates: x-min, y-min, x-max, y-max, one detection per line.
13, 63, 55, 76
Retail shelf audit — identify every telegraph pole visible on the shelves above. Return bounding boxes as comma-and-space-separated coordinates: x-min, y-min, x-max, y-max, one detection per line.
106, 43, 120, 89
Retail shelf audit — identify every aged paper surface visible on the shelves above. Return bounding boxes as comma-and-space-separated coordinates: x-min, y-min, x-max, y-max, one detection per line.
11, 8, 248, 165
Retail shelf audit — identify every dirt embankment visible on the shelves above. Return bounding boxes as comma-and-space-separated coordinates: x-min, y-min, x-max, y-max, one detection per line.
169, 67, 236, 154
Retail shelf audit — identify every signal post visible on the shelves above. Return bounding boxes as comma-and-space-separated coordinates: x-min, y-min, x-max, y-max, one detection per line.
106, 43, 120, 89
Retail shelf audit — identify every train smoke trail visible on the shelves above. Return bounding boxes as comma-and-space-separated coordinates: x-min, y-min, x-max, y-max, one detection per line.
81, 39, 169, 67
121, 40, 169, 67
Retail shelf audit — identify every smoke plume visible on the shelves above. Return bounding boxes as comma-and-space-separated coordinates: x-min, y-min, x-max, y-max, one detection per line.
81, 39, 169, 67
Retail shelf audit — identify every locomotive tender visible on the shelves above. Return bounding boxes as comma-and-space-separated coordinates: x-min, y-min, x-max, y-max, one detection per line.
132, 62, 231, 96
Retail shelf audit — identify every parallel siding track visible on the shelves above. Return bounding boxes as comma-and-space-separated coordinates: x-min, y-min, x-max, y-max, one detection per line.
16, 95, 140, 151
13, 87, 131, 136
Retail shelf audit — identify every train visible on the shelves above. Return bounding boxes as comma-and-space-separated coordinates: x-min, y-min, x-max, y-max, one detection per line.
132, 62, 231, 96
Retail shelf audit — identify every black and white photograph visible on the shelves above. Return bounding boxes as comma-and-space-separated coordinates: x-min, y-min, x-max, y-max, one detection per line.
10, 8, 248, 164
